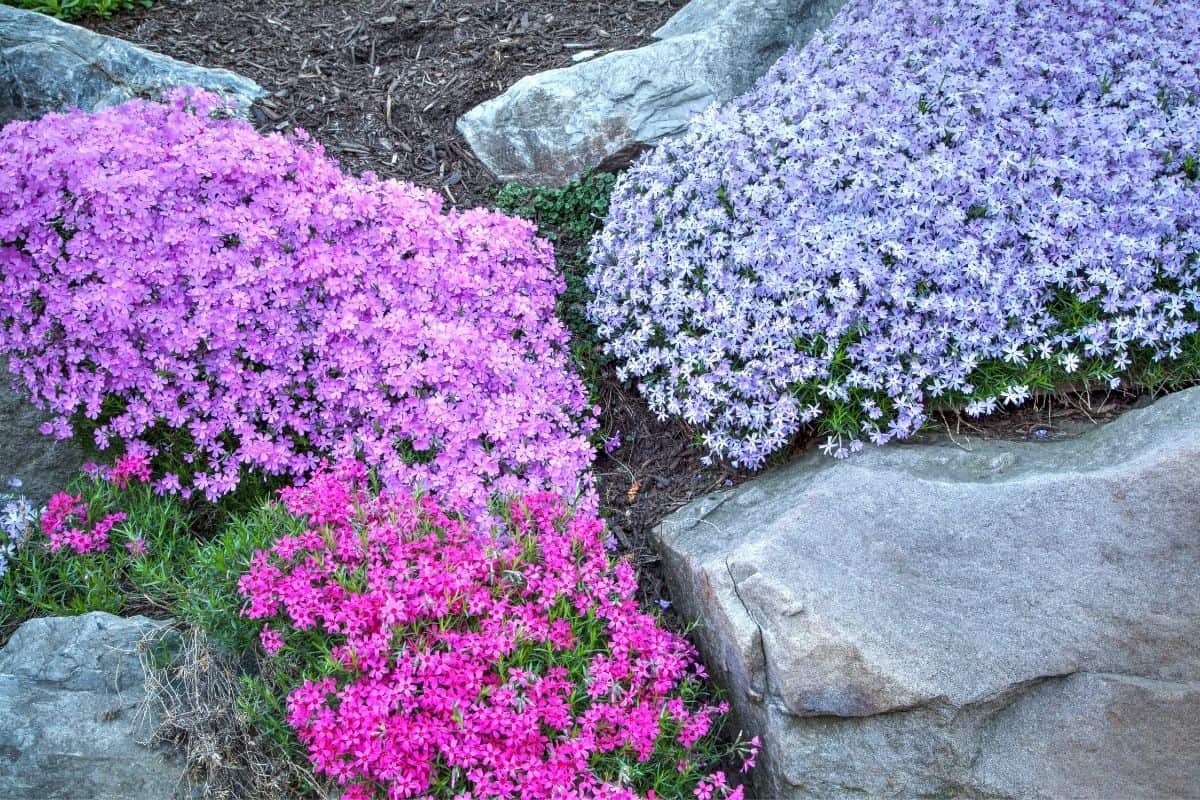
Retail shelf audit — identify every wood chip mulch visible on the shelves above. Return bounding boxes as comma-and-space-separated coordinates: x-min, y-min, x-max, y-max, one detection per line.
90, 0, 688, 209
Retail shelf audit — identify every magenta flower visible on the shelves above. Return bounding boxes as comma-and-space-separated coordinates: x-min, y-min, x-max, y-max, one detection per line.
238, 464, 745, 800
42, 495, 125, 555
107, 452, 152, 489
259, 625, 285, 656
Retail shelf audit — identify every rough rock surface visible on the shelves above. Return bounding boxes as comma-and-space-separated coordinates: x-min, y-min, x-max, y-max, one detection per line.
0, 613, 185, 800
656, 388, 1200, 799
0, 358, 86, 507
0, 6, 262, 126
457, 0, 847, 186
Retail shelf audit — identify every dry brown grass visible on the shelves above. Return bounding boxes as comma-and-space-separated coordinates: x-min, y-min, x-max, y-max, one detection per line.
136, 622, 332, 800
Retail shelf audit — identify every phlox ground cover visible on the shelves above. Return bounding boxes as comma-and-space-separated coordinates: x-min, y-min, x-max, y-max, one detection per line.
588, 0, 1200, 466
0, 479, 39, 583
0, 457, 756, 799
0, 454, 213, 637
0, 91, 596, 517
239, 462, 754, 800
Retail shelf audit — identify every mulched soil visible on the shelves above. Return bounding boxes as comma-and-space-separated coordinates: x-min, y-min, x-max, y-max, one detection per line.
592, 379, 748, 610
87, 0, 1146, 615
926, 385, 1147, 445
91, 0, 688, 210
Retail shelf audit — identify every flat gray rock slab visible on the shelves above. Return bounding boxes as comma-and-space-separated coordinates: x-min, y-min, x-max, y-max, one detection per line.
0, 613, 186, 800
457, 0, 847, 186
0, 6, 262, 125
657, 387, 1200, 799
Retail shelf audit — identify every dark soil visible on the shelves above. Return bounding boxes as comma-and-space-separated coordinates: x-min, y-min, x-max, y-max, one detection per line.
592, 379, 749, 611
90, 0, 688, 210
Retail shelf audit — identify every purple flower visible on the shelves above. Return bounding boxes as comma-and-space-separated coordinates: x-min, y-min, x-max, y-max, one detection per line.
0, 91, 600, 519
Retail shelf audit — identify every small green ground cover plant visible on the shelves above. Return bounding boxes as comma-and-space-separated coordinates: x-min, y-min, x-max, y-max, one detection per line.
0, 461, 756, 800
493, 173, 618, 396
588, 0, 1200, 466
1, 0, 151, 21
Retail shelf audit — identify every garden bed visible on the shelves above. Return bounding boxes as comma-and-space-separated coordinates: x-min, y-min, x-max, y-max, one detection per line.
4, 1, 1189, 797
79, 0, 1150, 614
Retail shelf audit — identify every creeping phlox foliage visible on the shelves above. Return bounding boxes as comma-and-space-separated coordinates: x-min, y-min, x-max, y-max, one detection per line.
239, 463, 755, 800
0, 455, 209, 640
0, 91, 596, 514
588, 0, 1200, 465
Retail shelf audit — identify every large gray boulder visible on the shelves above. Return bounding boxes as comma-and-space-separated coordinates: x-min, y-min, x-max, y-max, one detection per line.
657, 388, 1200, 799
0, 6, 262, 126
0, 613, 185, 800
457, 0, 847, 186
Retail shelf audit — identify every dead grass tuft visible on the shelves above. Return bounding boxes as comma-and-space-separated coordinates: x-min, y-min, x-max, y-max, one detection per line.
136, 622, 332, 800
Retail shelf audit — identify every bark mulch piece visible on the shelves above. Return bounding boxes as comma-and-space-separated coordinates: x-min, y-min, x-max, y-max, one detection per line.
89, 0, 688, 210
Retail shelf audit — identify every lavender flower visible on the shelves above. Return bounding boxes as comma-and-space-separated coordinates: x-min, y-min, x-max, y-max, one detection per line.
0, 488, 40, 583
588, 0, 1200, 468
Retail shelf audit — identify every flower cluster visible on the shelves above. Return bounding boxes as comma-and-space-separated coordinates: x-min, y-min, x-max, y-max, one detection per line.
239, 463, 751, 800
0, 479, 39, 581
588, 0, 1200, 465
41, 492, 124, 555
39, 454, 155, 554
0, 91, 596, 513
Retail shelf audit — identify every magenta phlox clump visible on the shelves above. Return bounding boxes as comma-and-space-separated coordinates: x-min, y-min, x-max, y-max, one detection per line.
238, 464, 748, 799
39, 452, 156, 554
41, 491, 124, 554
